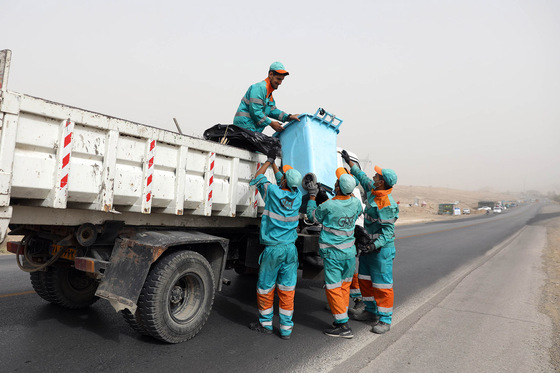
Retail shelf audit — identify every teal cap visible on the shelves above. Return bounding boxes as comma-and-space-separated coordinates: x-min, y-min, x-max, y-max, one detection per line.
375, 165, 397, 187
269, 61, 289, 75
339, 174, 356, 195
282, 165, 301, 190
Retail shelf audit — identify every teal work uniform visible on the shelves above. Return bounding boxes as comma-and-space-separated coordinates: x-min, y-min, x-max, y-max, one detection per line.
250, 174, 302, 337
307, 195, 363, 324
234, 78, 289, 133
351, 164, 399, 324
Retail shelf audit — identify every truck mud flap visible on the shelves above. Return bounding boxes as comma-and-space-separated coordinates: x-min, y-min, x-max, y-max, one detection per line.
95, 231, 228, 313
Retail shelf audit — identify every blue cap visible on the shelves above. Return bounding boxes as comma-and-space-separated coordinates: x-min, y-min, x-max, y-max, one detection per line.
269, 61, 289, 75
375, 165, 397, 187
283, 165, 302, 190
339, 174, 356, 195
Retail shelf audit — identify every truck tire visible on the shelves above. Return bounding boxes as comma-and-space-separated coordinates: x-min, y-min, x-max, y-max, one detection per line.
45, 266, 99, 309
121, 309, 149, 336
137, 251, 215, 343
30, 269, 55, 303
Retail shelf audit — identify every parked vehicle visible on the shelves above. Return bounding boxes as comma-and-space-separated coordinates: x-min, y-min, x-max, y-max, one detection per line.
493, 207, 502, 214
0, 50, 362, 343
462, 208, 471, 215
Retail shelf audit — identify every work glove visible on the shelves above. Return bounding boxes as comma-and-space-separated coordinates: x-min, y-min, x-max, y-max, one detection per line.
341, 149, 351, 165
266, 147, 277, 164
302, 173, 319, 197
354, 225, 378, 255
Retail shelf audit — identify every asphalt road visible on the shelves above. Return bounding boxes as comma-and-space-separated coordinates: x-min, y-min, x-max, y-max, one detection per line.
0, 203, 550, 372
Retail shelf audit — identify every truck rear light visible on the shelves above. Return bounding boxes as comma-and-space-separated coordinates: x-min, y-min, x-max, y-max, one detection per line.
74, 257, 108, 275
6, 241, 22, 254
74, 257, 96, 273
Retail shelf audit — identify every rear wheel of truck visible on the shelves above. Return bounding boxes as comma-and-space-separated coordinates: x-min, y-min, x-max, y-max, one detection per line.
30, 269, 55, 303
45, 266, 99, 309
137, 251, 215, 343
121, 309, 149, 336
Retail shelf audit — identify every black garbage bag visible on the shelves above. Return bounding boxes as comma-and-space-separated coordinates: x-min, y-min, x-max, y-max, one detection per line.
203, 124, 281, 155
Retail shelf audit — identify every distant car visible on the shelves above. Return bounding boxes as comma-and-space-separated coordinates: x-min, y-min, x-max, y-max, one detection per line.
478, 206, 491, 211
493, 207, 502, 214
463, 208, 471, 215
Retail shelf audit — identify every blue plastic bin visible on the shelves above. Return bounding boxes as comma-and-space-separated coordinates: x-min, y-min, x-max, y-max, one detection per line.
275, 108, 343, 195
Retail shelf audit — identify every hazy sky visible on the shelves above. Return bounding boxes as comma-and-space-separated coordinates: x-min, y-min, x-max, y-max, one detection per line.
2, 0, 559, 193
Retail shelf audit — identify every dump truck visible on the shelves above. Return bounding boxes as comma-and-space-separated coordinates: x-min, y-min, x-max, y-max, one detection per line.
0, 50, 364, 343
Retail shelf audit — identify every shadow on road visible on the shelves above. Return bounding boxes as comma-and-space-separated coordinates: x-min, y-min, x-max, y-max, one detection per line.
527, 211, 560, 226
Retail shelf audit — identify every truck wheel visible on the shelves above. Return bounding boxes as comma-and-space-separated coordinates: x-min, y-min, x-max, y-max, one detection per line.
30, 269, 55, 303
45, 267, 99, 309
137, 251, 215, 343
121, 309, 149, 336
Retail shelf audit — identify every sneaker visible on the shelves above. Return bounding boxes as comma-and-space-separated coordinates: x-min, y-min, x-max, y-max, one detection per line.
348, 298, 366, 316
323, 322, 353, 339
351, 309, 380, 322
280, 334, 291, 340
371, 321, 391, 334
249, 322, 272, 335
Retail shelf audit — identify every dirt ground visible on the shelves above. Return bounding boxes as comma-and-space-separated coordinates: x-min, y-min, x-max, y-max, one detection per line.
1, 185, 558, 369
540, 207, 560, 371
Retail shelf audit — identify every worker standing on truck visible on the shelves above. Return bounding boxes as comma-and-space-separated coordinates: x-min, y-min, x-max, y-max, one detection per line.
248, 148, 302, 340
306, 168, 363, 338
341, 150, 398, 335
233, 62, 300, 133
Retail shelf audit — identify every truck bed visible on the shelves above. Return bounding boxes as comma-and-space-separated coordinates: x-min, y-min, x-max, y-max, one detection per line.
0, 81, 272, 242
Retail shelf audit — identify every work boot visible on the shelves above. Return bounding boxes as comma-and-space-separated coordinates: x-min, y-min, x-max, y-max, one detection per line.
351, 309, 380, 322
280, 333, 291, 340
248, 322, 272, 335
371, 321, 391, 334
348, 298, 366, 316
323, 322, 353, 339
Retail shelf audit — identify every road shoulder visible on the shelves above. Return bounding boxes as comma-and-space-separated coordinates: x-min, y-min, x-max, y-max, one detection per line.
353, 223, 555, 372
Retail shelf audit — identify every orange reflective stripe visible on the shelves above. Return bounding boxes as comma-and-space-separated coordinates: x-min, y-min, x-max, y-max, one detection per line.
257, 292, 275, 311
277, 289, 295, 311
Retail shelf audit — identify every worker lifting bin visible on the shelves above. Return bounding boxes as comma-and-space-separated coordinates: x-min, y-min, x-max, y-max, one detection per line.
275, 108, 342, 195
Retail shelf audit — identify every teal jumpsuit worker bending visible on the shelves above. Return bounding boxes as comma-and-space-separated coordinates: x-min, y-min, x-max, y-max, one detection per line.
248, 149, 302, 340
306, 168, 363, 338
233, 62, 299, 133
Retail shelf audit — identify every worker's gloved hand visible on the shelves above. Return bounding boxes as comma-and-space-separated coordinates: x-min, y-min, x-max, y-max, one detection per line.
355, 225, 377, 255
266, 147, 277, 164
307, 181, 319, 197
302, 173, 319, 197
341, 150, 351, 165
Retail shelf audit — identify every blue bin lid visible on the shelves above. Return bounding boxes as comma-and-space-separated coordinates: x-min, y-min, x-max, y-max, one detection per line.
273, 108, 343, 137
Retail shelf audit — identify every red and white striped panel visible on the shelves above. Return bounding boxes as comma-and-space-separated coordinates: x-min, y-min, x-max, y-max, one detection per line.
205, 152, 215, 216
252, 162, 261, 215
142, 139, 156, 213
53, 119, 75, 208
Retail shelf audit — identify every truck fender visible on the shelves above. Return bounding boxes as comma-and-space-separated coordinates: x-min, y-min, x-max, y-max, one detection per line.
95, 230, 228, 313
